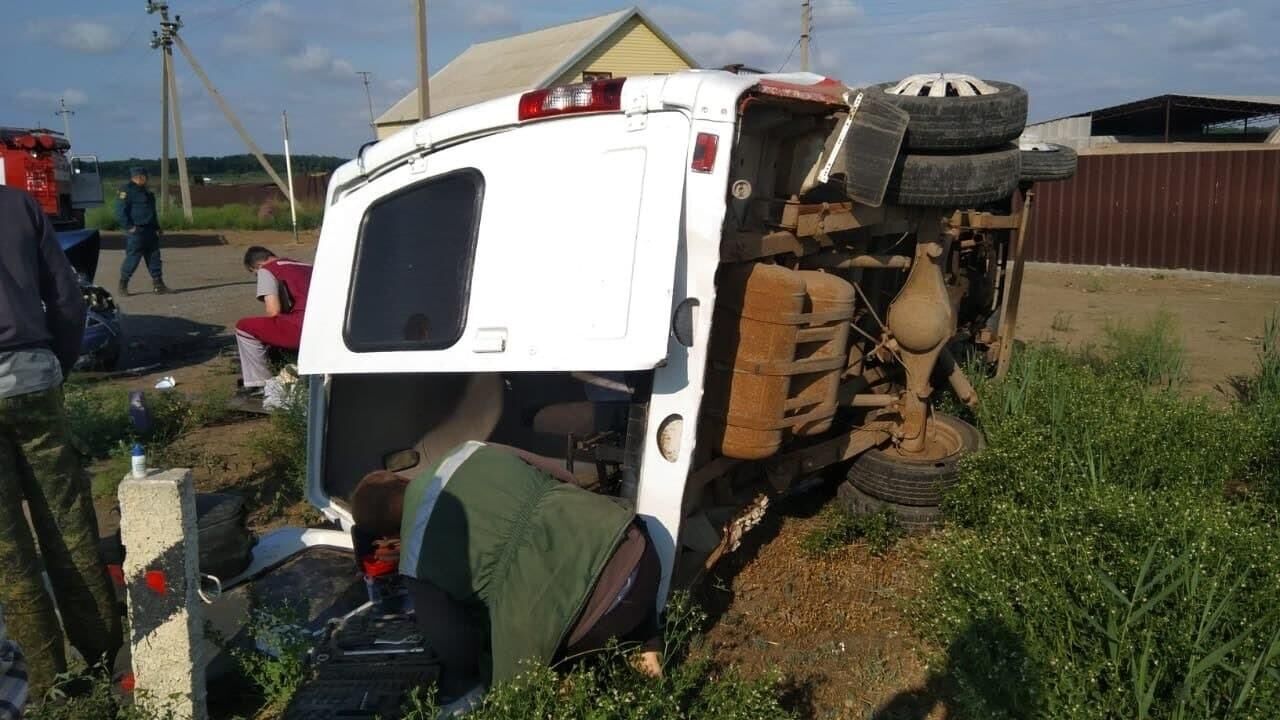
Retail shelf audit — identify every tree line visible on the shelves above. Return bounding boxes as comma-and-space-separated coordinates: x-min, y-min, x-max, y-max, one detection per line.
100, 154, 346, 179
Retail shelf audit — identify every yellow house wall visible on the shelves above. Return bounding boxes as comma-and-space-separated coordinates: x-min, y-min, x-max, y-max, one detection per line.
554, 17, 692, 85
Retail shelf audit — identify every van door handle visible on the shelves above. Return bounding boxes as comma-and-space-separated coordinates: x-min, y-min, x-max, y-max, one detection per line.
472, 328, 507, 353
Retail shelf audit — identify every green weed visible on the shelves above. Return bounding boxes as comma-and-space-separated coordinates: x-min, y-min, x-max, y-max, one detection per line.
26, 668, 180, 720
1094, 309, 1187, 388
249, 381, 310, 500
800, 506, 904, 557
464, 593, 795, 719
920, 317, 1280, 719
1050, 311, 1074, 332
85, 202, 322, 232
233, 607, 312, 712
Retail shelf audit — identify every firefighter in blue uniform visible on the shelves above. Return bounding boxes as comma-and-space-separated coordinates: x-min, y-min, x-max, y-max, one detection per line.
114, 166, 169, 295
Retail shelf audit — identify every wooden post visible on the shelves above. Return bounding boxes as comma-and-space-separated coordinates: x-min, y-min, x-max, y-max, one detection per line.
996, 187, 1035, 378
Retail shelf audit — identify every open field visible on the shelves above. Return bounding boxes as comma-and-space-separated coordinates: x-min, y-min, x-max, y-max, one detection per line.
49, 231, 1280, 719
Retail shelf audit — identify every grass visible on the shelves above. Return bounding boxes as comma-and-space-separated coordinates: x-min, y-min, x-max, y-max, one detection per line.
85, 202, 322, 232
457, 593, 795, 719
233, 608, 312, 713
1050, 311, 1074, 333
800, 506, 904, 557
64, 383, 233, 498
917, 313, 1280, 718
1090, 308, 1188, 388
249, 380, 310, 501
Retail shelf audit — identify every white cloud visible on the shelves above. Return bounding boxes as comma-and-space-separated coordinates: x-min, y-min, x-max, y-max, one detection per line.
1169, 9, 1248, 52
26, 20, 123, 54
647, 5, 713, 28
679, 29, 785, 70
222, 0, 296, 53
462, 2, 519, 32
1191, 43, 1278, 72
917, 26, 1048, 71
286, 44, 357, 80
17, 88, 89, 110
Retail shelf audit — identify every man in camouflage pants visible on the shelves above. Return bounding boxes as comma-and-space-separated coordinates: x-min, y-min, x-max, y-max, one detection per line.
0, 186, 122, 699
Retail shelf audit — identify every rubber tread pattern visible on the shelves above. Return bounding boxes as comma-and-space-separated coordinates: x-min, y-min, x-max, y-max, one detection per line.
875, 80, 1028, 151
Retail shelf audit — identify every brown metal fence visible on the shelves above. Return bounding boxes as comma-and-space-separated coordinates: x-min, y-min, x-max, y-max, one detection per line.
1028, 147, 1280, 275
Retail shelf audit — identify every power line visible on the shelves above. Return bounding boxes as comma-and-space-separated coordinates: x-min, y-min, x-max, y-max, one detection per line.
777, 38, 802, 72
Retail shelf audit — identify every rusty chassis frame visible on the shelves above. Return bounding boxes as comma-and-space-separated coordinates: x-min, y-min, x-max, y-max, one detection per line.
687, 194, 1031, 576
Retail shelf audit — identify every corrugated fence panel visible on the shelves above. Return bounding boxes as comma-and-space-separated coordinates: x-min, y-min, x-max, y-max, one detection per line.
1027, 148, 1280, 275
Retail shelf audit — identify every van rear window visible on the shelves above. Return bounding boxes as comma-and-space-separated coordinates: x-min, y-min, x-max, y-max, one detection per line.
344, 169, 483, 352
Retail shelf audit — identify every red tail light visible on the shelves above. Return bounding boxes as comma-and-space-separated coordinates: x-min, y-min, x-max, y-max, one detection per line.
691, 132, 719, 173
519, 78, 625, 121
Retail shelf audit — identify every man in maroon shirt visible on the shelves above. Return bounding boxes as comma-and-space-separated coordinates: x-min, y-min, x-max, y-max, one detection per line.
234, 246, 312, 395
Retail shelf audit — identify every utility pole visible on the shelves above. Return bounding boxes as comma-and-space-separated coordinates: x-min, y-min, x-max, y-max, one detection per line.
149, 1, 192, 221
55, 98, 75, 143
160, 39, 170, 211
356, 70, 376, 139
800, 0, 811, 72
415, 0, 430, 120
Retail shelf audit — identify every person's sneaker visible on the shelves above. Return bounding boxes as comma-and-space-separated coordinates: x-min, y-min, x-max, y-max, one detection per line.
117, 280, 129, 297
152, 280, 172, 294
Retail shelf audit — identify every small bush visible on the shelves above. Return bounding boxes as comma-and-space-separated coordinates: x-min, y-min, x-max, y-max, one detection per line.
800, 506, 903, 557
233, 607, 312, 711
86, 202, 322, 232
250, 381, 310, 499
1094, 309, 1187, 388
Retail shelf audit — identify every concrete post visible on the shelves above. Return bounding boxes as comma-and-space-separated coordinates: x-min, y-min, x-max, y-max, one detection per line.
118, 469, 207, 720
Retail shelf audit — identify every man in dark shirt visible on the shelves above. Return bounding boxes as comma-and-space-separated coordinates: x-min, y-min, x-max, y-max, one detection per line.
114, 166, 169, 295
0, 186, 123, 698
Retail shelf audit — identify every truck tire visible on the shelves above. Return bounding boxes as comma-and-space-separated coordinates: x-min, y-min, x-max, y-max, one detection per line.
875, 79, 1027, 152
1020, 143, 1078, 182
195, 493, 255, 580
846, 414, 983, 507
885, 145, 1021, 208
837, 482, 941, 534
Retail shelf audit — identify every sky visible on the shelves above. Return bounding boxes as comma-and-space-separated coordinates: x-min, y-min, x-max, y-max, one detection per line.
4, 0, 1278, 160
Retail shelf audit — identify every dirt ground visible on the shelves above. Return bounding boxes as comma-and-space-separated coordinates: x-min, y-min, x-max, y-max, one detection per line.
85, 230, 1277, 718
1014, 263, 1280, 398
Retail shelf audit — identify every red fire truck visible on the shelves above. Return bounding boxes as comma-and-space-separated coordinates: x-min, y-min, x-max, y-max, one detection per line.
0, 126, 103, 229
1, 126, 121, 368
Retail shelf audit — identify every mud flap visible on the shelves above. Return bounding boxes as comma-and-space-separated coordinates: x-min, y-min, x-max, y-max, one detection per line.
818, 89, 910, 207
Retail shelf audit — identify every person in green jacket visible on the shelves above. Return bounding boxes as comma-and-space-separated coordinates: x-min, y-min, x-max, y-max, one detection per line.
350, 441, 662, 700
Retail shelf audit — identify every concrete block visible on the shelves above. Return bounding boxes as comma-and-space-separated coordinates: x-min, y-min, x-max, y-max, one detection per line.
118, 469, 207, 720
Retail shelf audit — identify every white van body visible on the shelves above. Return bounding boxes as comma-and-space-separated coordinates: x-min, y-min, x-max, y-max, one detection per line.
297, 70, 863, 601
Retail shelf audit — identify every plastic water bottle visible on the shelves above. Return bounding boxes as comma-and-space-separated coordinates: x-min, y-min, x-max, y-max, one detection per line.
130, 443, 147, 479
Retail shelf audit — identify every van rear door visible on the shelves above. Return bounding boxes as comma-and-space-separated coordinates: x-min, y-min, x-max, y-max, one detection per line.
300, 109, 692, 375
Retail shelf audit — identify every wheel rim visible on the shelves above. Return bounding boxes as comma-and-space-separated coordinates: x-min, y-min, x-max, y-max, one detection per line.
885, 73, 999, 97
879, 416, 967, 464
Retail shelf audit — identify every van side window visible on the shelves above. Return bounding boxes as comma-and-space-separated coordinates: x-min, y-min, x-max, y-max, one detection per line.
344, 168, 483, 352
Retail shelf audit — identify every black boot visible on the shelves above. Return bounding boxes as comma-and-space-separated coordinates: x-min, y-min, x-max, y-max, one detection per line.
117, 278, 129, 297
152, 278, 171, 294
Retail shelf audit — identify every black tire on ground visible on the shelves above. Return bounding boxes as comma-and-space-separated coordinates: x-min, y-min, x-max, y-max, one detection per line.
837, 481, 941, 534
1020, 143, 1078, 182
874, 81, 1028, 152
847, 414, 984, 507
885, 145, 1022, 208
196, 493, 256, 580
